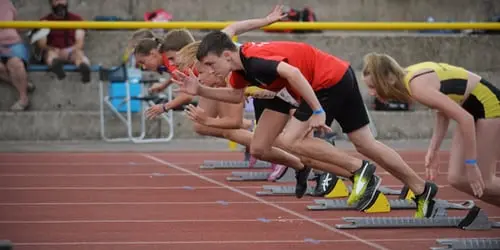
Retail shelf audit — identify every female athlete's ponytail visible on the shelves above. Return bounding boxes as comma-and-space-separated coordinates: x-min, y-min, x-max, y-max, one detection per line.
362, 52, 410, 102
134, 37, 163, 56
176, 41, 201, 70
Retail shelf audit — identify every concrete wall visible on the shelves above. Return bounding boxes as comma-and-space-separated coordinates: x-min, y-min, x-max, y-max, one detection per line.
13, 0, 500, 22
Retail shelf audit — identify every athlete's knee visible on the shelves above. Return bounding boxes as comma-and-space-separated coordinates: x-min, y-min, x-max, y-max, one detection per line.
447, 172, 468, 190
249, 142, 270, 159
192, 123, 210, 136
351, 136, 377, 155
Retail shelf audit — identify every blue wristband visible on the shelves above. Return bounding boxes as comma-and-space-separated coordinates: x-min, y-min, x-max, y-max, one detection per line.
465, 159, 477, 165
312, 107, 324, 115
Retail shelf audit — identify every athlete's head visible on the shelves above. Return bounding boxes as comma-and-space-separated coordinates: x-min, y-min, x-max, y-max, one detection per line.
197, 63, 226, 87
134, 29, 195, 71
362, 52, 410, 102
124, 29, 157, 62
196, 30, 238, 78
128, 29, 156, 48
177, 41, 225, 88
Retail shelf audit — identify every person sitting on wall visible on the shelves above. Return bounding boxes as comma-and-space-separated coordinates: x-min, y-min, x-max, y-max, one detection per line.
36, 0, 91, 83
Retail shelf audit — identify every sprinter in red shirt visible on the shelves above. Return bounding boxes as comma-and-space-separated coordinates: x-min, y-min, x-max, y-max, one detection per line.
173, 31, 439, 218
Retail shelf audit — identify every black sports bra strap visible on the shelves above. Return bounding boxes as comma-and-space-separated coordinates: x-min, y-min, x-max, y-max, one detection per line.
408, 70, 434, 83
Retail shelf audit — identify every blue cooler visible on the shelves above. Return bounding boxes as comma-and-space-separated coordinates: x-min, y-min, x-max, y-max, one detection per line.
108, 67, 142, 113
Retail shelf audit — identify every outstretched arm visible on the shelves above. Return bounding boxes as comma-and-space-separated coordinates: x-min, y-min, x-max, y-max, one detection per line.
428, 111, 450, 153
277, 62, 322, 111
172, 69, 245, 103
187, 100, 246, 129
221, 5, 287, 38
410, 75, 477, 162
163, 92, 194, 111
197, 85, 245, 104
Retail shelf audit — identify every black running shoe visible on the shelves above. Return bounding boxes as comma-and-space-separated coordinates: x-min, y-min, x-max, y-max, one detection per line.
414, 181, 439, 218
295, 166, 312, 198
356, 175, 382, 211
313, 172, 337, 197
347, 160, 377, 206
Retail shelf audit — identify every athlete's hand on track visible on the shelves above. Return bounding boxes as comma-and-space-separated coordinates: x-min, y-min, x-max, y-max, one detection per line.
185, 104, 208, 125
266, 5, 288, 23
309, 112, 332, 135
171, 69, 200, 96
466, 163, 485, 198
424, 149, 439, 181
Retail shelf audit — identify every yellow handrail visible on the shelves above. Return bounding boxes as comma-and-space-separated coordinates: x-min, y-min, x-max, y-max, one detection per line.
0, 21, 498, 30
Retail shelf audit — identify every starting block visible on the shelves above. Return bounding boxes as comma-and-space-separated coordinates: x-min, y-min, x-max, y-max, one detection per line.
336, 205, 500, 231
256, 172, 400, 201
0, 240, 11, 250
226, 167, 315, 182
200, 160, 272, 169
256, 172, 350, 197
431, 238, 500, 250
256, 185, 318, 196
346, 185, 402, 196
308, 198, 475, 212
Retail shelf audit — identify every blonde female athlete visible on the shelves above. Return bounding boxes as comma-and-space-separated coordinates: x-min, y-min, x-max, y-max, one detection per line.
362, 52, 500, 207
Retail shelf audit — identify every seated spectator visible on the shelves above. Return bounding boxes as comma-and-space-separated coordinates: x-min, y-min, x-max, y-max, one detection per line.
0, 0, 34, 111
36, 0, 91, 83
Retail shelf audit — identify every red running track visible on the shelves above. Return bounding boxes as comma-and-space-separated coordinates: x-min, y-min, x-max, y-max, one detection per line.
0, 151, 499, 250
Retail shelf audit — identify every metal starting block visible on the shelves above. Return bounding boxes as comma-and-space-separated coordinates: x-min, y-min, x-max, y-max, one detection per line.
256, 185, 318, 196
431, 238, 500, 250
308, 199, 475, 211
200, 160, 272, 169
336, 206, 500, 230
346, 185, 402, 196
257, 184, 400, 198
256, 172, 350, 197
226, 167, 315, 182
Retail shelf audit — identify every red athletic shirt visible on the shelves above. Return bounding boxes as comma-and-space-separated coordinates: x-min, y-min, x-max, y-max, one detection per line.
229, 41, 349, 99
161, 53, 198, 78
40, 12, 83, 49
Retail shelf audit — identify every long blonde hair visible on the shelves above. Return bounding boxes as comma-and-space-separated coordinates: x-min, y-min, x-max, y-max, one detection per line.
176, 41, 201, 70
362, 52, 410, 102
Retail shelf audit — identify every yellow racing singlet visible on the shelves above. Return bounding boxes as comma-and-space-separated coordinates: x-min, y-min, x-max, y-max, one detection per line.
404, 62, 500, 119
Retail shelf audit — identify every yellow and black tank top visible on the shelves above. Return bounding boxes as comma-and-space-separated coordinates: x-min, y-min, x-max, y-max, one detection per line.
404, 62, 500, 120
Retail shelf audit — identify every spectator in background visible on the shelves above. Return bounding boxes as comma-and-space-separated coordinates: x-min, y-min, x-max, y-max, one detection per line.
0, 0, 34, 111
36, 0, 91, 83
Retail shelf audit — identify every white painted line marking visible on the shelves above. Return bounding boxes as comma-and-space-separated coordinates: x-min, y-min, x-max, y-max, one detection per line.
142, 153, 389, 250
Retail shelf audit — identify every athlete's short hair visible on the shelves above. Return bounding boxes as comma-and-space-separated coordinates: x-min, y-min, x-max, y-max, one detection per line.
196, 30, 237, 60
